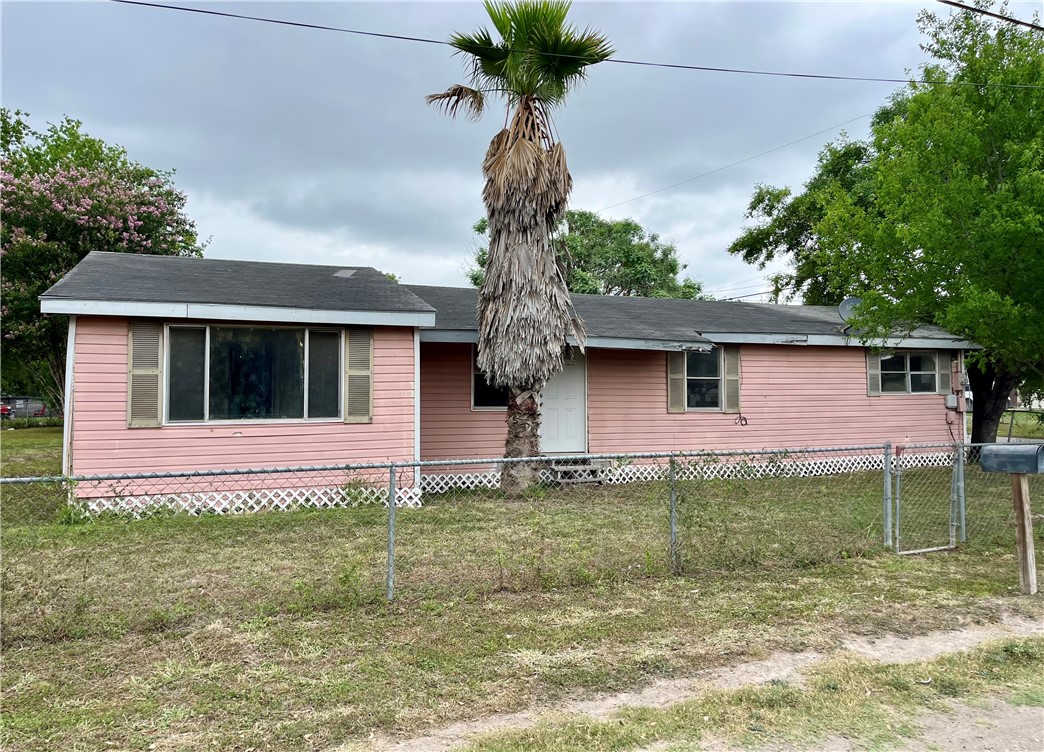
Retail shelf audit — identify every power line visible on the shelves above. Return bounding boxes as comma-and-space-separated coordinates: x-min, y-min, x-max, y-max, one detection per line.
109, 0, 448, 46
935, 0, 1044, 32
721, 286, 797, 301
703, 275, 773, 294
109, 0, 1044, 91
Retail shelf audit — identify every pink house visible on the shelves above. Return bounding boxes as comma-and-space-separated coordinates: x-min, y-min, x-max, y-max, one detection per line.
41, 253, 974, 510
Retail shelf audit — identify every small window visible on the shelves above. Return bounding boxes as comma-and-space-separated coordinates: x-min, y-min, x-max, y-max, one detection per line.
686, 348, 721, 409
168, 327, 206, 421
307, 330, 341, 418
472, 349, 510, 409
881, 351, 937, 394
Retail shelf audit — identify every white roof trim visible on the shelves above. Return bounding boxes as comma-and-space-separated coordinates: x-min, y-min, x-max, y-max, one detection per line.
420, 328, 972, 351
705, 332, 974, 350
40, 298, 436, 327
419, 330, 711, 351
704, 333, 811, 345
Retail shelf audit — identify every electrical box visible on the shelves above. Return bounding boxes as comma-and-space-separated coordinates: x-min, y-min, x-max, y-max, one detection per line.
980, 444, 1044, 475
945, 394, 958, 409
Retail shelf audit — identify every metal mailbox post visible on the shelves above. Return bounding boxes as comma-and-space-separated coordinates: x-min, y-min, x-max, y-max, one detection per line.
980, 444, 1043, 595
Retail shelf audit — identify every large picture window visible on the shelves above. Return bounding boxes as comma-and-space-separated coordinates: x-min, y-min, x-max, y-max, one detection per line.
167, 326, 341, 422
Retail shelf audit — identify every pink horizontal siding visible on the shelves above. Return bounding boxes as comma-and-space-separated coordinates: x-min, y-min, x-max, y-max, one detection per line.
70, 317, 416, 478
418, 343, 957, 461
419, 342, 506, 464
588, 346, 955, 453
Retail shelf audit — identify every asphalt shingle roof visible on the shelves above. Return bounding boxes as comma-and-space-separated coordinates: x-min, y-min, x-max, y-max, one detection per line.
405, 285, 962, 343
41, 252, 435, 314
41, 254, 964, 345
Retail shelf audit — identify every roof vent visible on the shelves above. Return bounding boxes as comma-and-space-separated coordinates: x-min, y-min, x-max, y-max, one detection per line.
334, 269, 356, 278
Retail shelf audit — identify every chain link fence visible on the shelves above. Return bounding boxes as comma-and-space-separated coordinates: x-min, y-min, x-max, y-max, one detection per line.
1, 443, 1040, 616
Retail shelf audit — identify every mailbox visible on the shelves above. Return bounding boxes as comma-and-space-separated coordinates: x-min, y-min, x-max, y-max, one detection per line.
980, 444, 1044, 475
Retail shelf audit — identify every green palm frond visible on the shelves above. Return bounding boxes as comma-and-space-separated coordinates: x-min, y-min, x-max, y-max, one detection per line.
526, 24, 613, 104
438, 0, 614, 112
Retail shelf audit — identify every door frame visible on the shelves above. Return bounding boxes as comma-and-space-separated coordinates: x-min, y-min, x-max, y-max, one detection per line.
539, 348, 589, 455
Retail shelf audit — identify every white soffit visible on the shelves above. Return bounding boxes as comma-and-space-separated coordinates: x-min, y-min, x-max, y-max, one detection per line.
39, 299, 436, 327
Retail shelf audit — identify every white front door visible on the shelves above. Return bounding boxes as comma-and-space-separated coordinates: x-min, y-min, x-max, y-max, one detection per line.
539, 352, 587, 454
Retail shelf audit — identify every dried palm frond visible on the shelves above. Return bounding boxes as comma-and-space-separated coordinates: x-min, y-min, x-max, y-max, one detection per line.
425, 85, 486, 121
477, 95, 584, 393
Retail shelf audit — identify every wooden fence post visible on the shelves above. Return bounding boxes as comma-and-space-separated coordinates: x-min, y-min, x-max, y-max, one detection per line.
1012, 473, 1037, 596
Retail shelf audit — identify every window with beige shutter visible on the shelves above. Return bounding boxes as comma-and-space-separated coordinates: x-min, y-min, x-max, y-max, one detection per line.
344, 327, 373, 423
666, 345, 741, 413
128, 322, 163, 427
867, 349, 951, 396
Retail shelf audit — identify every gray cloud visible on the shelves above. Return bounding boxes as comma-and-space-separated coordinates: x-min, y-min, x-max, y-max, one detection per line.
6, 1, 1016, 294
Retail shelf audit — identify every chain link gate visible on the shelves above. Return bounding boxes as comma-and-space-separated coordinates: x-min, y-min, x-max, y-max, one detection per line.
890, 444, 966, 555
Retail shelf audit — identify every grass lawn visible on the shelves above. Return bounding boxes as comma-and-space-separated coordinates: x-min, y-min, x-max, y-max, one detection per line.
999, 410, 1044, 440
2, 429, 1041, 750
3, 477, 1042, 751
1, 426, 63, 478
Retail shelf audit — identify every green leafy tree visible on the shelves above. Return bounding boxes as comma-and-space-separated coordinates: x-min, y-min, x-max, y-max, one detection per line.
727, 139, 873, 305
727, 2, 1043, 442
467, 211, 708, 298
726, 104, 906, 305
428, 0, 612, 493
1, 109, 204, 409
818, 3, 1044, 442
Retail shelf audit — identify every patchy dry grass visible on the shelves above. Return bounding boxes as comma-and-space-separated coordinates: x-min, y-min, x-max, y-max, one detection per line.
3, 488, 1042, 751
460, 636, 1044, 752
2, 432, 1041, 750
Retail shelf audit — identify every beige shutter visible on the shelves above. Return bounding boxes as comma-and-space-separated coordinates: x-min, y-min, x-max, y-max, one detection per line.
866, 351, 881, 397
667, 352, 686, 413
127, 322, 162, 427
344, 327, 373, 423
723, 345, 741, 413
937, 351, 952, 394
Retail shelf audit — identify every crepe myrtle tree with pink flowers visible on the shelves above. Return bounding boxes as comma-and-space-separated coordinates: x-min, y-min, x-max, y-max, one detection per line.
1, 109, 204, 412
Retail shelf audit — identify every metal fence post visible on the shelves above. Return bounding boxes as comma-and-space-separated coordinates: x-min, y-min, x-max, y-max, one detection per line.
386, 465, 397, 602
669, 457, 679, 574
957, 443, 967, 543
883, 442, 892, 548
894, 448, 903, 553
949, 446, 959, 548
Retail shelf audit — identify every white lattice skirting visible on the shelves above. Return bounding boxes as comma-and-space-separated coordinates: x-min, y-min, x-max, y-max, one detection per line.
420, 451, 954, 493
81, 484, 422, 516
76, 451, 955, 514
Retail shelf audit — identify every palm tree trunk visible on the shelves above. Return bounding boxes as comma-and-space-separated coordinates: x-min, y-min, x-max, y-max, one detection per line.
502, 386, 542, 496
477, 96, 584, 495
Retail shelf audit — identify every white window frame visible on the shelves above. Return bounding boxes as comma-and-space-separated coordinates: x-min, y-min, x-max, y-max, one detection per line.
163, 323, 344, 424
470, 345, 509, 411
685, 346, 724, 412
880, 350, 938, 395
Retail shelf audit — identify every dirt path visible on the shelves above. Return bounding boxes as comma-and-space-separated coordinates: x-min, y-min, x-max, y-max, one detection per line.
355, 614, 1043, 752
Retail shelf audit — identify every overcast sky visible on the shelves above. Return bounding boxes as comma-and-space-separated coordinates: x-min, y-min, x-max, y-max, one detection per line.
4, 1, 1038, 300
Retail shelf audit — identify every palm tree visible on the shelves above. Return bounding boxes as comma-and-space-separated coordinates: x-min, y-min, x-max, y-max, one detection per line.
428, 0, 612, 494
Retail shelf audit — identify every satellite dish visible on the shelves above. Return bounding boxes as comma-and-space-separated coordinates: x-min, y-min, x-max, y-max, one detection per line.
838, 296, 863, 323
